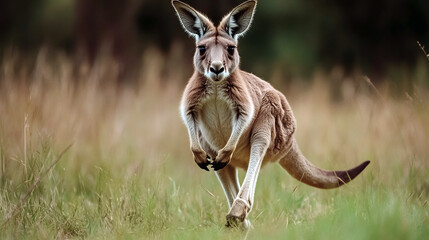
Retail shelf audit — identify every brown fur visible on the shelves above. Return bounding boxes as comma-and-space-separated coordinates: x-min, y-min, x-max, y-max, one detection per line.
173, 0, 370, 228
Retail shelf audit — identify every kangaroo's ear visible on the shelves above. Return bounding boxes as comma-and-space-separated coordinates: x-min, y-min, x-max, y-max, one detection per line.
220, 0, 257, 41
172, 0, 213, 41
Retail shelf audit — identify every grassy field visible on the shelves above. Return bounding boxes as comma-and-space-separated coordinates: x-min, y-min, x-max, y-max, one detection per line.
0, 52, 428, 239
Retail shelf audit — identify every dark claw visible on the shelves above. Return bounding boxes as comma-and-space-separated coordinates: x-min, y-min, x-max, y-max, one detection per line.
197, 161, 210, 171
206, 154, 213, 164
195, 161, 210, 172
211, 159, 228, 171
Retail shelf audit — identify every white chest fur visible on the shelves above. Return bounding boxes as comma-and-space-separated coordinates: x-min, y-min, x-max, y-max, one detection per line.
198, 87, 234, 151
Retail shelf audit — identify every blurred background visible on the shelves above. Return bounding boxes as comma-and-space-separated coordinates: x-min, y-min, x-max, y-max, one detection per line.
1, 1, 429, 238
1, 0, 428, 88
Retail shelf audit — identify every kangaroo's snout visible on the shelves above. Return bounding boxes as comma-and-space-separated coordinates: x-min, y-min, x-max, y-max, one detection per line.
210, 61, 225, 75
207, 60, 227, 81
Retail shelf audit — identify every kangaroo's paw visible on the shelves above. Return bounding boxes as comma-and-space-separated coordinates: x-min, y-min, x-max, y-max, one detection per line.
211, 148, 233, 171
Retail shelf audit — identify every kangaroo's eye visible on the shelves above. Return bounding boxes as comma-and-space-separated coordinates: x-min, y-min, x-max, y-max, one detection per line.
227, 46, 235, 55
198, 46, 206, 55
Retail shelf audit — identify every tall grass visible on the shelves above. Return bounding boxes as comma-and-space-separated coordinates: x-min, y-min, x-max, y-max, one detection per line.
0, 49, 428, 239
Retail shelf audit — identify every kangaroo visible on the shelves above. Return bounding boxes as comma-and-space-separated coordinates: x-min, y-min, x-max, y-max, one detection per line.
172, 0, 370, 228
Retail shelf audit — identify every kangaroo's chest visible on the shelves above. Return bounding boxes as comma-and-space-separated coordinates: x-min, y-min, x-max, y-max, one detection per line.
198, 95, 233, 150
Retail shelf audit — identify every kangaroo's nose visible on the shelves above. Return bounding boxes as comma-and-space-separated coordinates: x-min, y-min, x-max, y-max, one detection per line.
209, 61, 224, 75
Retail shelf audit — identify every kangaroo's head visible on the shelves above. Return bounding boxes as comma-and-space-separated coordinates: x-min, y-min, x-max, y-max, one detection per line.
172, 0, 256, 82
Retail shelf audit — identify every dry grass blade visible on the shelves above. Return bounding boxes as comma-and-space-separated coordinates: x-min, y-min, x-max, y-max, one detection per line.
363, 76, 385, 102
334, 171, 347, 186
201, 184, 216, 198
1, 144, 73, 228
417, 41, 429, 61
254, 210, 264, 221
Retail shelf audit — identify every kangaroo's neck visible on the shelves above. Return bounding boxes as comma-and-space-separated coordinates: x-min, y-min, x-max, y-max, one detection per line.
192, 69, 244, 93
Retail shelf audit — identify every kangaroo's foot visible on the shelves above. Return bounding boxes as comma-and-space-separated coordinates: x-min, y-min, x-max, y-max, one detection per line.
226, 198, 252, 229
226, 217, 252, 230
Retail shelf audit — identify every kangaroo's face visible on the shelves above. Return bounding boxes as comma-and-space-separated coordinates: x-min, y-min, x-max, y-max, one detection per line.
194, 31, 238, 82
172, 0, 257, 82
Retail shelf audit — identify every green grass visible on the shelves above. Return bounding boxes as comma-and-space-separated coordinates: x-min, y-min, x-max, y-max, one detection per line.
1, 149, 427, 239
0, 55, 428, 239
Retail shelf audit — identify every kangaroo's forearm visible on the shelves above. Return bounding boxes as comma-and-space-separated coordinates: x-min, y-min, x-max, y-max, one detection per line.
184, 113, 201, 150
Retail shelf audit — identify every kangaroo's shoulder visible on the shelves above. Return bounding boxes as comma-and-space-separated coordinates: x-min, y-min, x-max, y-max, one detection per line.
239, 70, 272, 89
238, 70, 288, 106
237, 70, 275, 100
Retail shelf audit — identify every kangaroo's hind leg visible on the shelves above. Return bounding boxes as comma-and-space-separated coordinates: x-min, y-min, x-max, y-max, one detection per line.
226, 114, 273, 228
215, 164, 256, 228
215, 164, 240, 208
202, 138, 239, 207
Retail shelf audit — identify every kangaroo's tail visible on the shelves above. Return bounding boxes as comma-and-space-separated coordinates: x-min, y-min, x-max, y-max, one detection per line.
279, 138, 370, 189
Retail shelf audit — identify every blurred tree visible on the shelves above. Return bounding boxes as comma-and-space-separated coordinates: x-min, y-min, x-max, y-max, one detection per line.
0, 0, 428, 83
75, 0, 143, 80
314, 0, 429, 78
0, 0, 73, 51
